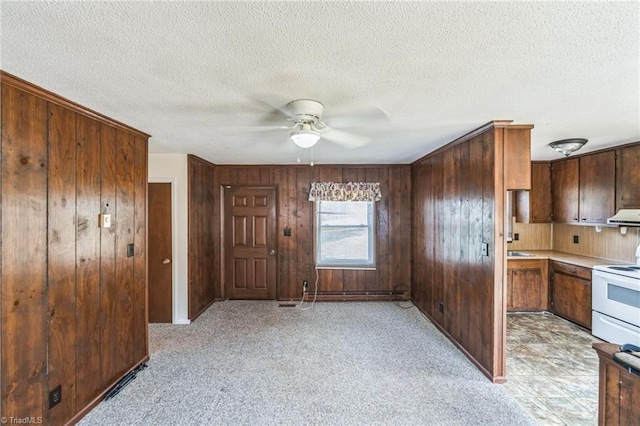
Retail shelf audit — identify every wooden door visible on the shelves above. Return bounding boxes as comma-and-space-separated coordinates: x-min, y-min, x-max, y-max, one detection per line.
579, 151, 615, 223
224, 186, 277, 299
517, 162, 552, 223
551, 158, 579, 223
510, 269, 543, 311
550, 272, 592, 329
148, 183, 173, 322
616, 144, 640, 209
529, 162, 552, 223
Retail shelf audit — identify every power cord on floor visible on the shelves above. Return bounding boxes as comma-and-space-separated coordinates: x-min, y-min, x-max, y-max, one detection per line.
393, 283, 414, 309
297, 267, 319, 311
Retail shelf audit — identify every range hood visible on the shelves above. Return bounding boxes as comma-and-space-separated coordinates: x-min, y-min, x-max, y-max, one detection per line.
607, 209, 640, 226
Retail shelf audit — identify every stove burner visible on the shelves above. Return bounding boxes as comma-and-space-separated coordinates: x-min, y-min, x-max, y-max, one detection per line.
609, 266, 636, 271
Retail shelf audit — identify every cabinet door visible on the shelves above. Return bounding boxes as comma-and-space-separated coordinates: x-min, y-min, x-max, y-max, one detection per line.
510, 268, 545, 310
579, 151, 615, 223
516, 162, 552, 223
551, 158, 579, 223
530, 162, 552, 223
616, 144, 640, 209
601, 360, 640, 424
507, 259, 548, 312
550, 272, 592, 329
506, 270, 514, 311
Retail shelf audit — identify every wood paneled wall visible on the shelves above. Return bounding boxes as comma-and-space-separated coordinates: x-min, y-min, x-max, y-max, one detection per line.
553, 224, 640, 263
210, 165, 411, 300
411, 122, 532, 382
188, 155, 217, 319
1, 73, 149, 424
508, 222, 553, 251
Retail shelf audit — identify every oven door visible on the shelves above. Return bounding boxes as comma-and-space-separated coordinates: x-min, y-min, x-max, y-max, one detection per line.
591, 270, 640, 327
592, 311, 640, 345
592, 270, 640, 327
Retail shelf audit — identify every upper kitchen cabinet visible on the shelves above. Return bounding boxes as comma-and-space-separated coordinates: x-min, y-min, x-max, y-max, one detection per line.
551, 151, 616, 225
503, 126, 532, 190
578, 151, 615, 223
616, 143, 640, 209
516, 162, 552, 223
551, 158, 579, 223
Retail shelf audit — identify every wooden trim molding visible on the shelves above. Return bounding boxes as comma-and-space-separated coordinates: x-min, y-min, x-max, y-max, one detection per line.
412, 121, 534, 165
0, 71, 150, 138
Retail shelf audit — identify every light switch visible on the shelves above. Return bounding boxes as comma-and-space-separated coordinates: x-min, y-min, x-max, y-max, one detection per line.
99, 213, 112, 228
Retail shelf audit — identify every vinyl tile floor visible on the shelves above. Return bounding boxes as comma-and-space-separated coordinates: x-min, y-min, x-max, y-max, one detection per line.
505, 312, 602, 426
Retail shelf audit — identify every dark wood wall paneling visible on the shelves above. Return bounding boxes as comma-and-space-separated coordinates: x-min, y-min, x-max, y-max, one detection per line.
1, 82, 49, 420
412, 131, 497, 375
209, 165, 411, 301
411, 123, 532, 382
188, 155, 217, 319
0, 72, 149, 424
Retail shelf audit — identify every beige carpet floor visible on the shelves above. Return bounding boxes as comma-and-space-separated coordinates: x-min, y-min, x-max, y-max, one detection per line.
80, 301, 535, 425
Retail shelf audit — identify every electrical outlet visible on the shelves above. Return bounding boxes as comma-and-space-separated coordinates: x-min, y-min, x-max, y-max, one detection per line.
302, 280, 309, 291
438, 302, 444, 313
49, 385, 62, 409
481, 242, 489, 257
573, 235, 579, 244
514, 233, 519, 241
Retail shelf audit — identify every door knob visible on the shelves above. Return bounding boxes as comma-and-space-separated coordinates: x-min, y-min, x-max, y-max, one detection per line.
162, 258, 171, 264
269, 249, 276, 256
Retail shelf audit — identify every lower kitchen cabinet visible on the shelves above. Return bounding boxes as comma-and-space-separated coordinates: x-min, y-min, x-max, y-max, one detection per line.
507, 259, 548, 311
593, 343, 640, 425
549, 261, 592, 329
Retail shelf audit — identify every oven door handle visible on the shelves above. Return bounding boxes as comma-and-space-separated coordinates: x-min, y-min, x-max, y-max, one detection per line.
593, 272, 640, 292
597, 315, 638, 333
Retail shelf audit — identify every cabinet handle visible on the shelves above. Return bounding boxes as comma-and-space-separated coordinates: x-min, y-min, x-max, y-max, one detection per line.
573, 217, 579, 221
581, 218, 586, 221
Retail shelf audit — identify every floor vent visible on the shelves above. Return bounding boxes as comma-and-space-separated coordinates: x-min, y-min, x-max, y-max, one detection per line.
105, 363, 147, 400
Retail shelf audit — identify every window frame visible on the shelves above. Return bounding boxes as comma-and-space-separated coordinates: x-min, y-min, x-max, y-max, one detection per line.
314, 200, 377, 270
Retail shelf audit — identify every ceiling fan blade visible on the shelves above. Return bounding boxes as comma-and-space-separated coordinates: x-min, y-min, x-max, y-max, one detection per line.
217, 125, 291, 135
324, 105, 390, 128
251, 93, 297, 123
322, 128, 370, 148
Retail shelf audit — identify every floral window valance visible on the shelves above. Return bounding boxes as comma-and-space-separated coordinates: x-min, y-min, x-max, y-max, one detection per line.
308, 182, 382, 202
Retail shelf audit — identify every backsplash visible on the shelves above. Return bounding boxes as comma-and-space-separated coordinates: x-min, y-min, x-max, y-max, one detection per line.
508, 222, 552, 250
553, 224, 640, 263
509, 222, 640, 263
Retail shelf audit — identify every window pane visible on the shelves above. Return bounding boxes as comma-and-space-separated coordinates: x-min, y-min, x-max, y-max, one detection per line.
316, 200, 375, 268
319, 202, 369, 226
319, 227, 370, 260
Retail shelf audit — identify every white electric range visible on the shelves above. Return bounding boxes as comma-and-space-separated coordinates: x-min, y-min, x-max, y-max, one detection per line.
592, 265, 640, 346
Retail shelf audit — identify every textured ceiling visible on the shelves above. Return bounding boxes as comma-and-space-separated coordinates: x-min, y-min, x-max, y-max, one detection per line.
2, 1, 638, 164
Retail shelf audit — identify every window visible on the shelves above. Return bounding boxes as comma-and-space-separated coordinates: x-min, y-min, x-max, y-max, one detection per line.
315, 200, 376, 269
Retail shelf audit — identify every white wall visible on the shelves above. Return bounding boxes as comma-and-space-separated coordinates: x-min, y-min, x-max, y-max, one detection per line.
148, 154, 189, 324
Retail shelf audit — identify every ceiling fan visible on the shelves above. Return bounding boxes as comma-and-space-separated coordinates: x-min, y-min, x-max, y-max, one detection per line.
255, 98, 389, 149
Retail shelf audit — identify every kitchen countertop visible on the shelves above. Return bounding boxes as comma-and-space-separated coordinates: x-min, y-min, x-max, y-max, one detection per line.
506, 250, 631, 269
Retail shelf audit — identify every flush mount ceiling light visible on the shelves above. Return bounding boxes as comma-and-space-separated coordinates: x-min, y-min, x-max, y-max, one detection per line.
548, 138, 588, 157
290, 123, 321, 148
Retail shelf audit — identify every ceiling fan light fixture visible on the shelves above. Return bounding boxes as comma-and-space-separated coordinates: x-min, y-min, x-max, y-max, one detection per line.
548, 138, 588, 157
290, 128, 320, 148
